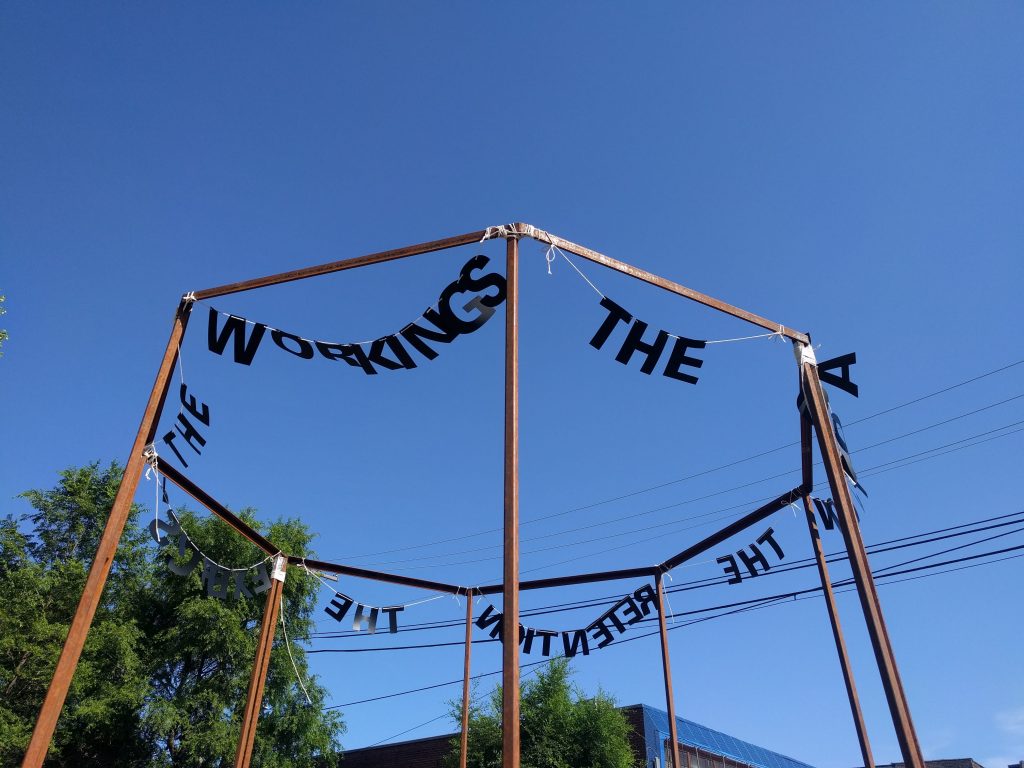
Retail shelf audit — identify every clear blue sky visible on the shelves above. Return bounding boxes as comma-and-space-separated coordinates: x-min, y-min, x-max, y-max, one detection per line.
2, 4, 1022, 767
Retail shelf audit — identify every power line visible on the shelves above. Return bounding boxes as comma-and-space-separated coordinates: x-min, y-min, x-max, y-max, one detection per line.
312, 509, 1024, 638
321, 540, 1023, 710
311, 512, 1024, 645
342, 418, 1024, 576
330, 358, 1024, 563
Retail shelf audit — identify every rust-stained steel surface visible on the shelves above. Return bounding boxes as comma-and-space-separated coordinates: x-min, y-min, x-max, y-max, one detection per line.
459, 589, 474, 768
802, 358, 924, 768
502, 235, 521, 768
158, 457, 279, 555
658, 486, 805, 573
235, 557, 286, 768
516, 224, 809, 344
799, 412, 874, 768
656, 573, 683, 768
194, 229, 489, 300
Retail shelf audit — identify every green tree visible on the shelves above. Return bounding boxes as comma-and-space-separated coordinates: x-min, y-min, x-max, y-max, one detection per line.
0, 462, 344, 767
446, 657, 639, 768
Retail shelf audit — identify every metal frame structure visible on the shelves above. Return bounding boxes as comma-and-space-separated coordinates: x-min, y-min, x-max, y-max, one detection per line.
21, 223, 924, 768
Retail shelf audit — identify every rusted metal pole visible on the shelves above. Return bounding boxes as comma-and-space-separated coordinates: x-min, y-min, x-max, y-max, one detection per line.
516, 224, 808, 344
459, 590, 474, 768
195, 229, 489, 299
799, 413, 874, 768
800, 350, 925, 768
21, 300, 193, 768
235, 555, 287, 768
502, 233, 521, 768
655, 573, 683, 768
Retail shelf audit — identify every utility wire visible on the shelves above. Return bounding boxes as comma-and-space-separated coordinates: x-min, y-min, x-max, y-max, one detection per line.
330, 358, 1024, 563
322, 541, 1023, 710
312, 509, 1024, 638
312, 513, 1024, 646
339, 418, 1024, 576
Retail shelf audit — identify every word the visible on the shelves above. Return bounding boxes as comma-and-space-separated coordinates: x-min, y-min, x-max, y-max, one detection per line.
324, 593, 403, 634
207, 255, 506, 374
475, 584, 658, 657
588, 296, 706, 384
717, 527, 785, 585
161, 384, 211, 468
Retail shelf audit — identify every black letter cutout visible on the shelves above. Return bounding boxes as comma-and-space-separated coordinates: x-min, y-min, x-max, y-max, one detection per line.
208, 308, 266, 365
817, 353, 858, 397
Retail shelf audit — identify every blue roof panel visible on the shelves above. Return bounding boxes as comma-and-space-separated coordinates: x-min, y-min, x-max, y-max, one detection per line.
637, 704, 817, 768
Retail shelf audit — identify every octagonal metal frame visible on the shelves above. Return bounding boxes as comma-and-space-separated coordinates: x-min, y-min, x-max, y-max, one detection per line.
22, 223, 922, 768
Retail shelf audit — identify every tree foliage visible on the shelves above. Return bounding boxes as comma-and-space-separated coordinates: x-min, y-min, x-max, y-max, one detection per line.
0, 462, 344, 767
446, 657, 639, 768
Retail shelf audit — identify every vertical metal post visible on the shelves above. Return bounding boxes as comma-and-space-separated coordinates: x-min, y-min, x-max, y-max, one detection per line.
22, 301, 192, 768
799, 412, 874, 768
800, 353, 925, 768
460, 589, 474, 768
235, 555, 287, 768
502, 234, 521, 768
655, 573, 682, 768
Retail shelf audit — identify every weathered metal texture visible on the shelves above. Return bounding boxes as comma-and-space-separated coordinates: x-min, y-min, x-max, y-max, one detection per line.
801, 357, 924, 768
515, 224, 809, 344
290, 556, 463, 595
459, 589, 474, 768
502, 235, 521, 768
655, 573, 683, 768
235, 556, 287, 768
194, 229, 490, 300
158, 458, 279, 554
658, 486, 806, 573
799, 412, 874, 768
21, 300, 194, 768
475, 566, 657, 595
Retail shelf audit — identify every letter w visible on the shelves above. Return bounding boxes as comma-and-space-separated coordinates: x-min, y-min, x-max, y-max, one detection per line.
207, 307, 266, 365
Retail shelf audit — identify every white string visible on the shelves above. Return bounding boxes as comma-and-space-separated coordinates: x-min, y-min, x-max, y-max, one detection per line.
279, 593, 313, 705
556, 248, 606, 299
161, 495, 278, 573
704, 325, 787, 345
143, 445, 160, 542
480, 224, 522, 242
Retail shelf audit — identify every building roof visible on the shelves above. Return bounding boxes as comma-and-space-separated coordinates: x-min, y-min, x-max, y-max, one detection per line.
624, 703, 817, 768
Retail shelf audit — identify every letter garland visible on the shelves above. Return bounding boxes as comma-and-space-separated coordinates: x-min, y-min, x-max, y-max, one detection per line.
589, 296, 708, 384
160, 382, 213, 469
149, 504, 280, 602
321, 593, 405, 635
205, 255, 507, 374
715, 526, 787, 585
797, 351, 867, 501
475, 583, 659, 658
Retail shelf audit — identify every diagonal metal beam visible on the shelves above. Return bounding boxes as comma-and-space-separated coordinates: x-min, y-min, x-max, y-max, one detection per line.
514, 223, 809, 344
658, 486, 806, 573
